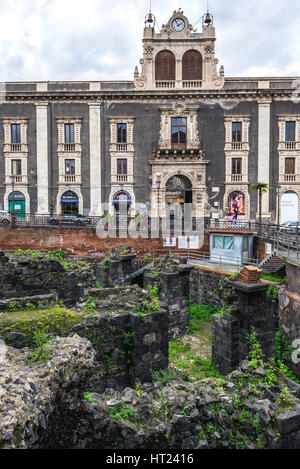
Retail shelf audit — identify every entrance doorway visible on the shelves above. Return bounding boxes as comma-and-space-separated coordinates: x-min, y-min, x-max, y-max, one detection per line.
280, 191, 299, 224
112, 191, 131, 217
165, 175, 192, 211
9, 191, 26, 218
60, 191, 79, 215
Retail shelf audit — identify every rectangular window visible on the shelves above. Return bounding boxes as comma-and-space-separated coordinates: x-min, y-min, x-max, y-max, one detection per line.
232, 122, 242, 142
171, 117, 187, 148
117, 123, 127, 143
65, 159, 75, 175
65, 124, 75, 144
243, 236, 249, 251
11, 159, 22, 175
232, 158, 242, 174
285, 157, 295, 174
11, 124, 21, 144
213, 235, 234, 250
117, 159, 127, 175
285, 121, 295, 142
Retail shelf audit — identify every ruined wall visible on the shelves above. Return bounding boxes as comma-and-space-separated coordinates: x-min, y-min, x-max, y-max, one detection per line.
0, 253, 81, 305
212, 281, 278, 375
278, 259, 300, 378
190, 266, 238, 310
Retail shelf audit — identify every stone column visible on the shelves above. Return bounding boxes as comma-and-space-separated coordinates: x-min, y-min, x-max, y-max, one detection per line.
89, 103, 102, 216
257, 98, 272, 219
35, 102, 49, 215
129, 310, 169, 385
95, 254, 136, 287
159, 264, 194, 339
212, 273, 278, 375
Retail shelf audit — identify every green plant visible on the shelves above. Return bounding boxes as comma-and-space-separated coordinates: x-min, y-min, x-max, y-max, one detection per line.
28, 329, 54, 366
83, 296, 96, 312
25, 301, 36, 311
247, 326, 264, 369
250, 182, 270, 224
261, 273, 286, 284
151, 367, 186, 384
267, 285, 278, 300
108, 404, 134, 421
275, 386, 296, 410
83, 392, 95, 403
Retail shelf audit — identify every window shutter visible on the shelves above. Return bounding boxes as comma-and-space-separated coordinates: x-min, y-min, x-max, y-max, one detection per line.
155, 51, 175, 81
182, 50, 202, 81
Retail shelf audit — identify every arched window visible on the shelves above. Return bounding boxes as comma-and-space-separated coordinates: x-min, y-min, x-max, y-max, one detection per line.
155, 51, 175, 81
182, 50, 202, 81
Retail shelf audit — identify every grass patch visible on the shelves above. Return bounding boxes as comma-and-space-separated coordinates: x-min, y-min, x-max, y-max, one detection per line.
169, 340, 220, 381
189, 301, 219, 334
0, 307, 99, 344
261, 273, 286, 284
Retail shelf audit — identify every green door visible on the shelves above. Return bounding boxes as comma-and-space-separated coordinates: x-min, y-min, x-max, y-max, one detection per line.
9, 200, 26, 219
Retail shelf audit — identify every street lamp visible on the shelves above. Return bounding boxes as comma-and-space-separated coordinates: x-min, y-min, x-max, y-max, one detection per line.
11, 175, 16, 227
276, 185, 282, 227
156, 179, 161, 234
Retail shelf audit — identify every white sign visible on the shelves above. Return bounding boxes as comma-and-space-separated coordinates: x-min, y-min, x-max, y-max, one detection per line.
178, 236, 188, 249
163, 237, 176, 247
280, 191, 299, 224
189, 236, 199, 249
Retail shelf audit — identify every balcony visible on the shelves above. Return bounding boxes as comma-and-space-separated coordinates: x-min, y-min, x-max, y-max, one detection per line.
61, 175, 81, 184
116, 174, 128, 183
152, 147, 206, 161
182, 80, 202, 89
231, 142, 243, 151
283, 174, 296, 182
64, 143, 76, 152
285, 141, 296, 151
155, 81, 175, 89
231, 174, 243, 183
6, 175, 27, 184
4, 143, 28, 153
116, 143, 128, 152
110, 143, 134, 153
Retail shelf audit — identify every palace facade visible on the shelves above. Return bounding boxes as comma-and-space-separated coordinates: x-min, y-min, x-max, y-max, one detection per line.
1, 8, 300, 223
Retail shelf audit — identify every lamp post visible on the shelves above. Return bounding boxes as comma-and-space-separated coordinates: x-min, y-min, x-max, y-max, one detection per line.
156, 179, 161, 235
276, 185, 282, 227
11, 175, 16, 228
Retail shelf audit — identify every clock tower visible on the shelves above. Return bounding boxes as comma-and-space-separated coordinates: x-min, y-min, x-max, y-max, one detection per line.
134, 8, 224, 91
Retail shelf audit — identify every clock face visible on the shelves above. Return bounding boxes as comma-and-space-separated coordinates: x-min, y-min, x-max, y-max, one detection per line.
171, 18, 185, 32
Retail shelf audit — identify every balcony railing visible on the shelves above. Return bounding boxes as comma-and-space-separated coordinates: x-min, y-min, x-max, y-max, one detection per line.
11, 144, 22, 152
116, 143, 128, 152
64, 143, 76, 152
231, 174, 243, 182
285, 141, 296, 150
116, 174, 128, 183
283, 174, 296, 182
155, 81, 175, 89
64, 175, 80, 183
231, 142, 243, 151
182, 81, 202, 89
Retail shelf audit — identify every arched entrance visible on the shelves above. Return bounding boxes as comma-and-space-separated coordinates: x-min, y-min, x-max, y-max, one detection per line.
112, 191, 132, 217
60, 191, 79, 216
165, 175, 193, 223
9, 191, 26, 219
228, 191, 245, 223
280, 191, 299, 224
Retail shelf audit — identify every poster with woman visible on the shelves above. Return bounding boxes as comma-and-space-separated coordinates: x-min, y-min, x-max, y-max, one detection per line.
228, 192, 245, 222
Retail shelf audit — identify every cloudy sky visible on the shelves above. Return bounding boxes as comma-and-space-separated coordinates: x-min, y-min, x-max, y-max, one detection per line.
0, 0, 299, 82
